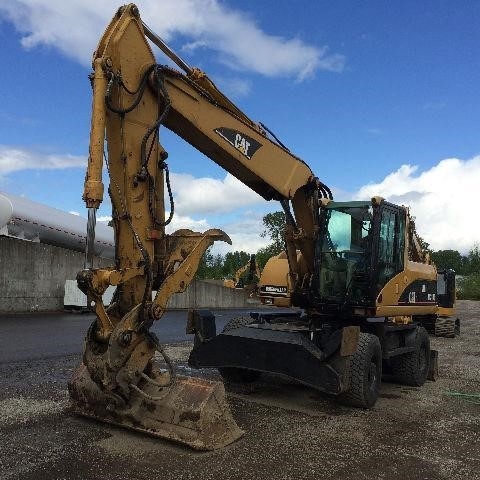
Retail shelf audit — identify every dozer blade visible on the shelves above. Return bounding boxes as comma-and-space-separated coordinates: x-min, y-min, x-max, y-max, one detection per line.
68, 363, 244, 450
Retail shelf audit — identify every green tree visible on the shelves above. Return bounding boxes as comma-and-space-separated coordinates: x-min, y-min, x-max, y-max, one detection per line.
256, 211, 287, 269
430, 244, 480, 300
260, 211, 286, 256
430, 249, 467, 275
255, 244, 280, 270
222, 250, 250, 279
195, 247, 213, 279
211, 253, 224, 279
195, 247, 225, 279
458, 274, 480, 300
466, 244, 480, 274
416, 233, 431, 254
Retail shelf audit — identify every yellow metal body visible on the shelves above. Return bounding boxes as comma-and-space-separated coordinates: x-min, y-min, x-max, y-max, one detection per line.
375, 208, 439, 318
258, 252, 296, 307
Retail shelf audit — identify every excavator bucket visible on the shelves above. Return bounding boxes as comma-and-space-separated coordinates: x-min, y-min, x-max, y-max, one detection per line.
68, 363, 244, 450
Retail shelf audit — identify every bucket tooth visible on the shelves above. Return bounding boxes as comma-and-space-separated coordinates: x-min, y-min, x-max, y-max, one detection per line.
68, 363, 244, 450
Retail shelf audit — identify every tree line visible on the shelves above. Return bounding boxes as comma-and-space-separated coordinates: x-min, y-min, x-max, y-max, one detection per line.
429, 245, 480, 276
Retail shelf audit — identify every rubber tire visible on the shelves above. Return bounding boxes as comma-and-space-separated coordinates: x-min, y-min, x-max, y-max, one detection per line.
391, 326, 430, 386
218, 317, 261, 383
338, 333, 382, 409
434, 317, 458, 338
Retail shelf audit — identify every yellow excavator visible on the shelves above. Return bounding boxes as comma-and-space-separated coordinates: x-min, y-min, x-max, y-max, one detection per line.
223, 254, 262, 291
70, 4, 456, 451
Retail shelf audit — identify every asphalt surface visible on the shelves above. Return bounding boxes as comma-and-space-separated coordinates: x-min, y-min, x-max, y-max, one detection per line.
1, 302, 479, 480
0, 309, 258, 363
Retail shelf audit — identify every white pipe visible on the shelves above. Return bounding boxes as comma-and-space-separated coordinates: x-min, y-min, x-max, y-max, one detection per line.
0, 191, 114, 259
0, 193, 13, 231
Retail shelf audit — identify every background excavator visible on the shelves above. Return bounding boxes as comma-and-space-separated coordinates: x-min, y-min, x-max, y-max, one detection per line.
223, 254, 262, 292
70, 4, 456, 451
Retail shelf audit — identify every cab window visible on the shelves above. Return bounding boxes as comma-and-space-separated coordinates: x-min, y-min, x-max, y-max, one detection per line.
377, 208, 405, 287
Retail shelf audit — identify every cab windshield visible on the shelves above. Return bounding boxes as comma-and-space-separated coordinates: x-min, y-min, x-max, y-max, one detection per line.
318, 203, 372, 305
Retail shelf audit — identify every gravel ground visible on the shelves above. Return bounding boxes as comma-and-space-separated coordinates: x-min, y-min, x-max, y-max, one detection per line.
1, 301, 479, 480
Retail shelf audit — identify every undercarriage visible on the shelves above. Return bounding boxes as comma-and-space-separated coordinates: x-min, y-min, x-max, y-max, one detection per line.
189, 310, 437, 408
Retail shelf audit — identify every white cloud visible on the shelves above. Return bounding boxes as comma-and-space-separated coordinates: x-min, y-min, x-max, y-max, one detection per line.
0, 0, 344, 80
85, 209, 259, 254
170, 172, 263, 215
3, 143, 478, 256
94, 212, 211, 233
165, 213, 210, 234
0, 144, 263, 217
0, 145, 86, 175
209, 210, 271, 255
356, 155, 480, 253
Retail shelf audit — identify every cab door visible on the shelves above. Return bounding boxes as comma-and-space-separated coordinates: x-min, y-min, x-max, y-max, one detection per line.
373, 203, 406, 293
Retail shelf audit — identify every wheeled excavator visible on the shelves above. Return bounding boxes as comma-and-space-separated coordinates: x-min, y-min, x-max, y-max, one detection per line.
70, 4, 456, 451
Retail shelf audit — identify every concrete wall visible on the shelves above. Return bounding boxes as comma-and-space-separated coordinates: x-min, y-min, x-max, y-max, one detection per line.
0, 236, 257, 312
0, 236, 111, 312
167, 279, 254, 309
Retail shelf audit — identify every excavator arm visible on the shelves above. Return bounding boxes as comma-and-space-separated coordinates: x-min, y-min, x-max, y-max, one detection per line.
81, 4, 235, 333
71, 5, 244, 451
86, 4, 330, 290
70, 3, 330, 450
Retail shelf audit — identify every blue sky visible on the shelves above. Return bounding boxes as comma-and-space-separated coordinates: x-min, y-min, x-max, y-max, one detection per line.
0, 1, 479, 253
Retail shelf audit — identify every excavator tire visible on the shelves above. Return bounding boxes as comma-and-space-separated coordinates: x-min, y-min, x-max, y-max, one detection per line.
434, 317, 459, 338
338, 333, 382, 409
218, 317, 261, 383
391, 326, 430, 386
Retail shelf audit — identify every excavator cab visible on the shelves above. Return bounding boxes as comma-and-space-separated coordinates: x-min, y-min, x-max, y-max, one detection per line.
315, 198, 407, 311
316, 201, 373, 306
